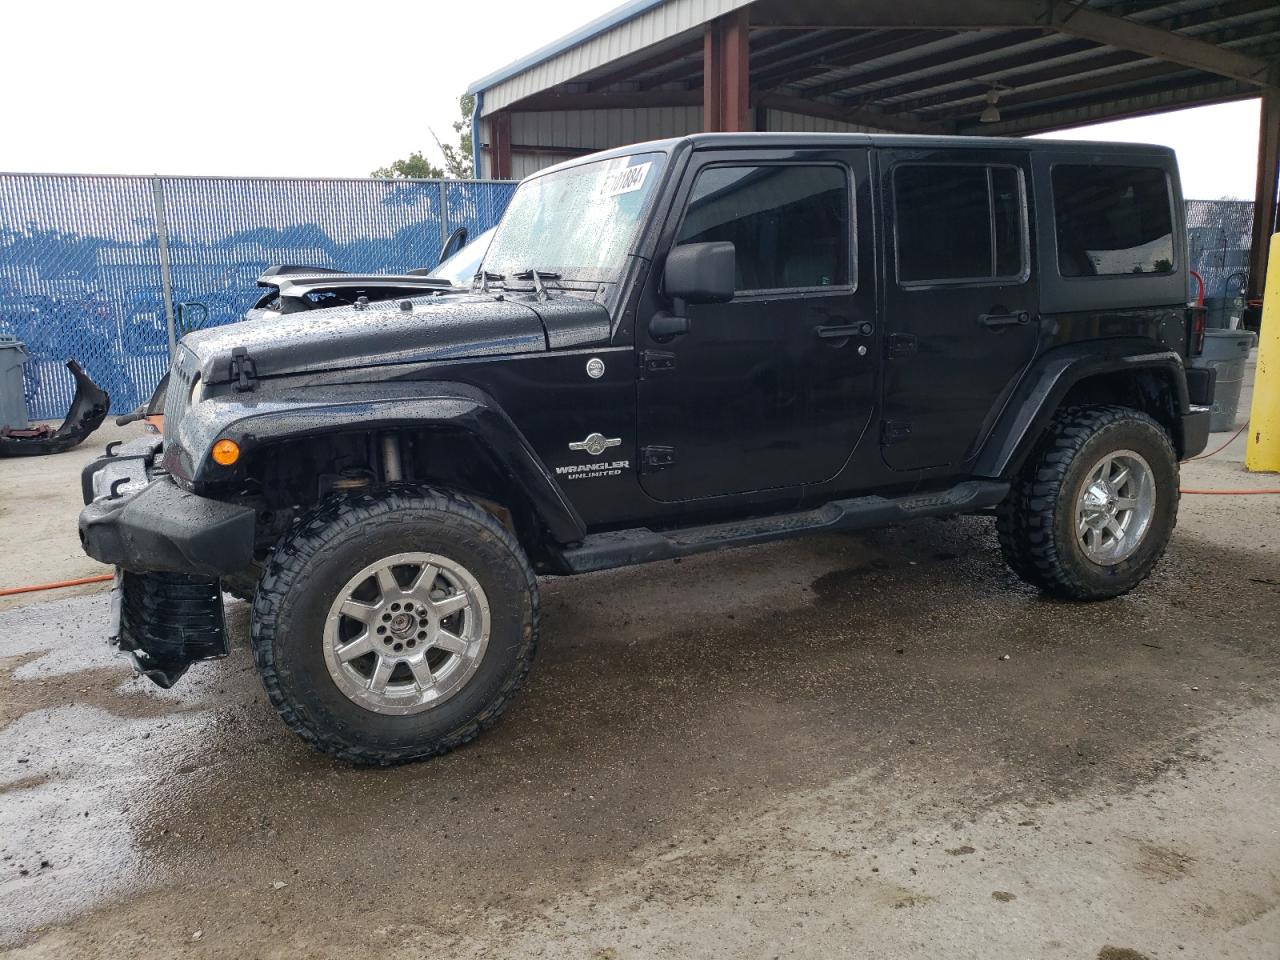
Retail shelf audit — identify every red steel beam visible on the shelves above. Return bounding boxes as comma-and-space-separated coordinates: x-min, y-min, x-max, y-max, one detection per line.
1250, 92, 1280, 304
704, 9, 752, 132
490, 111, 513, 180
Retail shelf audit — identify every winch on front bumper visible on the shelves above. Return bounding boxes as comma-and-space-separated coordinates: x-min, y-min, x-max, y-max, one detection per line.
79, 437, 256, 687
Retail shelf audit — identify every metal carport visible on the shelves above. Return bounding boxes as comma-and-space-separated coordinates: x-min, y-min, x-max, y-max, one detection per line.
467, 0, 1280, 302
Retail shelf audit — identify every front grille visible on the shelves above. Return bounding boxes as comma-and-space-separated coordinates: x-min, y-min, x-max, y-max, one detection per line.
163, 347, 199, 448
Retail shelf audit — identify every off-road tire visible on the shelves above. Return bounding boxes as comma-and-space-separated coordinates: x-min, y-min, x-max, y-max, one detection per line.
251, 486, 538, 765
222, 564, 261, 603
996, 405, 1179, 601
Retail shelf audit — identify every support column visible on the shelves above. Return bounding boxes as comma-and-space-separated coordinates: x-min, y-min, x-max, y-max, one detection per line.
489, 111, 513, 181
703, 9, 750, 133
1247, 92, 1280, 324
1246, 233, 1280, 473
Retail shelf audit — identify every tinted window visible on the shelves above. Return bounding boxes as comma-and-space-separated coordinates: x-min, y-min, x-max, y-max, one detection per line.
993, 167, 1024, 278
677, 165, 850, 291
1052, 165, 1174, 277
894, 164, 1026, 284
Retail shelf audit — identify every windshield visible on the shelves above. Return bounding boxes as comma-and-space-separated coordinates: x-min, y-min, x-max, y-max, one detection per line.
428, 227, 494, 286
482, 152, 666, 285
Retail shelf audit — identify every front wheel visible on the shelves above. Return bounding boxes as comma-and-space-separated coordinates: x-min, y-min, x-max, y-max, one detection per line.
996, 405, 1179, 601
251, 487, 538, 765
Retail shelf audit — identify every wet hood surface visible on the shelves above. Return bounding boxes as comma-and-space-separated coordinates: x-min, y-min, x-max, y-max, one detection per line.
184, 292, 612, 385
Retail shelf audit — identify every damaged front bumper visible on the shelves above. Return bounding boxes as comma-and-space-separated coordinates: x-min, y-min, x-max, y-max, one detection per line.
79, 436, 256, 577
79, 438, 256, 686
0, 359, 109, 457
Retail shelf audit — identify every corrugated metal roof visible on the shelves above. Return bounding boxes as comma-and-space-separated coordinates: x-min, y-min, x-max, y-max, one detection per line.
472, 0, 754, 114
466, 0, 669, 96
475, 0, 1278, 175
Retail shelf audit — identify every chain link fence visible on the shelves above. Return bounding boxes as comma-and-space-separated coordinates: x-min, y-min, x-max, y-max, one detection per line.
0, 181, 1260, 421
1185, 198, 1254, 328
0, 174, 516, 419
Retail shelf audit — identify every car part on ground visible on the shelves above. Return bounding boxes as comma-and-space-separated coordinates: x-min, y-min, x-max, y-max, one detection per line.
0, 360, 109, 457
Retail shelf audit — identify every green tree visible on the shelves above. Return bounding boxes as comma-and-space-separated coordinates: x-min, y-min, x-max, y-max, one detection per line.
371, 94, 475, 180
370, 151, 444, 180
430, 94, 475, 180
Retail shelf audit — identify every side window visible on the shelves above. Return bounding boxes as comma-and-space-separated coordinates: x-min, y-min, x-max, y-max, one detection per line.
893, 164, 1027, 285
1051, 165, 1174, 277
676, 164, 850, 293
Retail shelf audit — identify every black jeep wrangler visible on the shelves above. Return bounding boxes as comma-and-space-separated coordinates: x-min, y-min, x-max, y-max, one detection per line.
79, 133, 1214, 764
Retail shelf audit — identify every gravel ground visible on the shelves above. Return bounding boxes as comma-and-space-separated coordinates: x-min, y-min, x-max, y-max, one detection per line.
0, 364, 1276, 959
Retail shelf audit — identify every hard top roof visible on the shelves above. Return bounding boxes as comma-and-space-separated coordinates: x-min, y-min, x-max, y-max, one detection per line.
528, 131, 1176, 179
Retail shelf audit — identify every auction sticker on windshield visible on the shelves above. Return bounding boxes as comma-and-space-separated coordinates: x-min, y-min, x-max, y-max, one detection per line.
591, 161, 652, 202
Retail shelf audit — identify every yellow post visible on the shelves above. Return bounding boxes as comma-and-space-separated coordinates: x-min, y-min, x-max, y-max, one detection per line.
1246, 232, 1280, 472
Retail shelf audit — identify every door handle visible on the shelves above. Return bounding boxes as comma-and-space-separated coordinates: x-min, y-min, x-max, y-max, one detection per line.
978, 311, 1031, 328
815, 321, 874, 339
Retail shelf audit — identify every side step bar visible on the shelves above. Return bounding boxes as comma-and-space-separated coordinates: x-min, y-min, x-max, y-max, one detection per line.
561, 480, 1009, 574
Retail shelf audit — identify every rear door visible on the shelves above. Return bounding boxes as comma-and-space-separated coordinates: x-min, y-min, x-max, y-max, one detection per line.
878, 147, 1039, 471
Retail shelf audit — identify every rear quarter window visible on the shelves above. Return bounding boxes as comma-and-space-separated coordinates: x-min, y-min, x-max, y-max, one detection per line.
1051, 165, 1175, 278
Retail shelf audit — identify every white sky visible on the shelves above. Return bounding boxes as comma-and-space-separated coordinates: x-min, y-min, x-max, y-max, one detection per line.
0, 0, 1262, 200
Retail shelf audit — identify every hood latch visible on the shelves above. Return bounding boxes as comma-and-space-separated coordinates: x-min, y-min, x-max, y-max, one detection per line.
230, 346, 257, 393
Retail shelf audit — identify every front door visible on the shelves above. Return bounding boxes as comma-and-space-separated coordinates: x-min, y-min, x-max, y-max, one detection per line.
637, 150, 877, 503
879, 148, 1040, 471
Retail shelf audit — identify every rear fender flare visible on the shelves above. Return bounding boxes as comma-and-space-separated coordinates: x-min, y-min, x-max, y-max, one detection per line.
975, 345, 1189, 479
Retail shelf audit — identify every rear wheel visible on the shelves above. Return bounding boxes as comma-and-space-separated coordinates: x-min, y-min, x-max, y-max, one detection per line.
997, 405, 1178, 600
252, 487, 538, 765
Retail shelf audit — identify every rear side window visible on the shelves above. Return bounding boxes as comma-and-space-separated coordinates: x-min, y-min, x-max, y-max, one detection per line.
1051, 165, 1174, 277
677, 164, 851, 292
893, 164, 1027, 284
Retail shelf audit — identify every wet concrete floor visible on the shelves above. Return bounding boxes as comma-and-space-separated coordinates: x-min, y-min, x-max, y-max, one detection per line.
2, 491, 1278, 958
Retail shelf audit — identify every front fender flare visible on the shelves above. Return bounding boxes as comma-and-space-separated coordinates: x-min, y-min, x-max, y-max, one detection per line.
974, 344, 1189, 479
177, 381, 586, 546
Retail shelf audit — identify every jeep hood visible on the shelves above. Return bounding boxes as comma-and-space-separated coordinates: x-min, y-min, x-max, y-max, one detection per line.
183, 292, 611, 385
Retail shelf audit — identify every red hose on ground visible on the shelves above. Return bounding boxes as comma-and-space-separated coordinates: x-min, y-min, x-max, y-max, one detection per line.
1180, 421, 1279, 493
0, 573, 114, 597
1186, 421, 1249, 461
1180, 488, 1280, 495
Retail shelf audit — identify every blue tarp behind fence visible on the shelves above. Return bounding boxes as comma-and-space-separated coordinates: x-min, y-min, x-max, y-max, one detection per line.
0, 173, 1256, 421
1184, 198, 1254, 327
0, 174, 516, 419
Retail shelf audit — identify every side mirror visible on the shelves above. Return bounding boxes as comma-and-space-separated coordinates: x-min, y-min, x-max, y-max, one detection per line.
664, 241, 735, 306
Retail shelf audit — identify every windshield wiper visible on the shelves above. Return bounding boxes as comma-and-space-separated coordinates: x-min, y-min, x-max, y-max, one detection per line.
478, 270, 504, 294
511, 268, 562, 300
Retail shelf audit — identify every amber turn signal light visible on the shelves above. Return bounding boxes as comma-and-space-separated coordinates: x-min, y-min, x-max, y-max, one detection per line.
211, 439, 240, 466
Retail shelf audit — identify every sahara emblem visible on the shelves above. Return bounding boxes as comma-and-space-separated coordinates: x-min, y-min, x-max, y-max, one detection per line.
568, 432, 621, 457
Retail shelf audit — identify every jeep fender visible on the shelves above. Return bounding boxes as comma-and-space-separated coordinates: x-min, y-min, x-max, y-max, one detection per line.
177, 380, 587, 546
974, 342, 1191, 479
